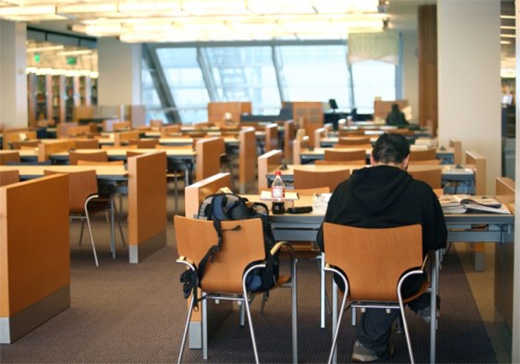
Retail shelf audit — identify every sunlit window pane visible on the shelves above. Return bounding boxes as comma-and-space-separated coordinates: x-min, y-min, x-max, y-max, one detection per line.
141, 59, 167, 124
351, 60, 396, 114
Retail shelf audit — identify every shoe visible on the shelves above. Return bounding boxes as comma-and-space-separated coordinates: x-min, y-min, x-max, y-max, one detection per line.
352, 341, 393, 363
417, 305, 441, 324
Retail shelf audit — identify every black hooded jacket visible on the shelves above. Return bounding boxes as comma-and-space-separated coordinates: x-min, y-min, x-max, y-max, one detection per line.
317, 165, 447, 255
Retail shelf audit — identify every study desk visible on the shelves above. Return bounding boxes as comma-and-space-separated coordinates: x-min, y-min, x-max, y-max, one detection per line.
265, 164, 475, 194
299, 147, 455, 165
0, 165, 127, 260
239, 195, 514, 363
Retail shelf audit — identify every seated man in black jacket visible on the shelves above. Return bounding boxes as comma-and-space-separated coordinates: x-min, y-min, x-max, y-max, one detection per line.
317, 133, 447, 362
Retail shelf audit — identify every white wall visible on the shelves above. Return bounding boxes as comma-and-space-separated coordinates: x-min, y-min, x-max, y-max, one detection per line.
0, 20, 27, 127
437, 1, 501, 194
402, 30, 419, 123
97, 38, 142, 107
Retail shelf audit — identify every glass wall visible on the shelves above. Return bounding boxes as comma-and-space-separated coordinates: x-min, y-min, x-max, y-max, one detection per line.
145, 41, 397, 124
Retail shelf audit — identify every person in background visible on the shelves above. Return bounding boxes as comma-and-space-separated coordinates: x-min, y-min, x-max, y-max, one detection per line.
316, 133, 447, 362
386, 103, 408, 126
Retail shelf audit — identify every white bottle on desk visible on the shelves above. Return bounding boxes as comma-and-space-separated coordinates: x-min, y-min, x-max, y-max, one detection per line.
271, 171, 285, 214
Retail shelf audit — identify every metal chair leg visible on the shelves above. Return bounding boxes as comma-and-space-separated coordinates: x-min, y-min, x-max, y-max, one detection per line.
242, 291, 260, 364
291, 257, 298, 364
328, 276, 348, 364
177, 292, 196, 364
112, 197, 126, 247
84, 203, 99, 267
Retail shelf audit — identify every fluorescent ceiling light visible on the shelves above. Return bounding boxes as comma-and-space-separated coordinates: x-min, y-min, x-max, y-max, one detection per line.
312, 0, 379, 14
181, 0, 250, 16
118, 0, 184, 17
57, 49, 94, 56
500, 15, 515, 19
501, 40, 511, 44
0, 4, 54, 15
56, 2, 118, 14
501, 34, 516, 39
247, 0, 315, 15
500, 25, 516, 30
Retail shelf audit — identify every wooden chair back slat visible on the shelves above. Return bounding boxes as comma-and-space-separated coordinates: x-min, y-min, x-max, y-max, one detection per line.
294, 168, 350, 191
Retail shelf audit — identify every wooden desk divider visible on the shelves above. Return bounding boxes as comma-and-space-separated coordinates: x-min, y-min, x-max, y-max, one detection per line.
62, 125, 91, 138
0, 151, 21, 166
56, 122, 78, 138
160, 124, 181, 137
314, 127, 327, 149
182, 172, 233, 349
258, 150, 283, 193
0, 170, 19, 187
291, 101, 324, 148
494, 177, 515, 336
284, 120, 295, 163
265, 123, 279, 153
0, 174, 70, 343
292, 135, 309, 165
113, 121, 131, 131
127, 151, 167, 263
449, 139, 462, 165
464, 150, 487, 272
239, 128, 256, 193
195, 137, 225, 182
3, 130, 37, 150
38, 140, 75, 162
208, 101, 251, 126
113, 130, 140, 147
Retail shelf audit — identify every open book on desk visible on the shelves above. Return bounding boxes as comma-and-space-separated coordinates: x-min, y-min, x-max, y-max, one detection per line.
439, 194, 510, 214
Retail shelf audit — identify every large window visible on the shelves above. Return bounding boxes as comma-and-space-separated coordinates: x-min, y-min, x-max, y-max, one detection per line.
205, 46, 281, 115
351, 60, 396, 114
277, 45, 351, 110
145, 42, 398, 124
156, 47, 210, 123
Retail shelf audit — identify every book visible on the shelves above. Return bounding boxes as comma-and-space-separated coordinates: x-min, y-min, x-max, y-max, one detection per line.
438, 195, 510, 214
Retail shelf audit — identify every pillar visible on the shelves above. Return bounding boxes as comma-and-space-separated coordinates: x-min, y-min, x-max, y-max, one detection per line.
0, 20, 27, 128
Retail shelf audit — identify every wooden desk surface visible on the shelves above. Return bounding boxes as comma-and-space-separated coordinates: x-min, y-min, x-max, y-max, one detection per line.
0, 165, 128, 181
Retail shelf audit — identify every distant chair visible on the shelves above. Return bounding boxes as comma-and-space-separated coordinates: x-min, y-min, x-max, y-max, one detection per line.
409, 148, 437, 161
0, 151, 21, 165
334, 137, 371, 149
0, 170, 19, 186
69, 151, 108, 165
338, 129, 364, 137
75, 139, 100, 149
293, 168, 350, 191
136, 139, 159, 149
408, 167, 442, 189
76, 160, 124, 166
322, 149, 366, 164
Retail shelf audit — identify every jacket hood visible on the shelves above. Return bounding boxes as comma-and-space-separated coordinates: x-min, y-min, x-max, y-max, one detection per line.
347, 165, 412, 214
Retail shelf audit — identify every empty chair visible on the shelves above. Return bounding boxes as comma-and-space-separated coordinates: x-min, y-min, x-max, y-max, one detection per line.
409, 148, 436, 161
334, 137, 371, 149
322, 149, 366, 164
136, 139, 158, 148
75, 139, 100, 149
338, 129, 364, 137
0, 151, 21, 165
408, 167, 442, 189
76, 160, 124, 166
69, 151, 108, 165
174, 216, 297, 363
294, 168, 350, 191
0, 170, 19, 186
323, 223, 431, 364
408, 159, 441, 165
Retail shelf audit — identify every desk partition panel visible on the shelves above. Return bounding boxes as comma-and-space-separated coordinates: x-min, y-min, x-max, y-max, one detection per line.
127, 151, 167, 263
239, 128, 256, 193
38, 140, 75, 162
0, 174, 70, 344
257, 150, 283, 192
195, 137, 225, 182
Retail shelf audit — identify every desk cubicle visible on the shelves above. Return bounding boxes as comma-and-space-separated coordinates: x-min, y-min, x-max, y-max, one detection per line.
0, 174, 70, 343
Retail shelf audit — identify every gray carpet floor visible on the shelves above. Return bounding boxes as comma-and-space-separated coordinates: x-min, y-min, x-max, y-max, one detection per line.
0, 193, 499, 363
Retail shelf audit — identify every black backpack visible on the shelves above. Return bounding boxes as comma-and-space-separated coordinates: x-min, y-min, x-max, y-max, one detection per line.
179, 193, 279, 305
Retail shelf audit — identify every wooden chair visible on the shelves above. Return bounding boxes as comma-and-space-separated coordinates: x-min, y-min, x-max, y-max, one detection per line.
174, 216, 298, 364
334, 137, 371, 149
408, 159, 441, 165
322, 149, 366, 164
69, 151, 108, 165
0, 170, 19, 186
409, 148, 436, 161
75, 139, 100, 149
338, 129, 364, 137
323, 223, 430, 364
0, 151, 21, 165
408, 167, 442, 189
136, 139, 159, 148
76, 160, 124, 166
294, 168, 350, 191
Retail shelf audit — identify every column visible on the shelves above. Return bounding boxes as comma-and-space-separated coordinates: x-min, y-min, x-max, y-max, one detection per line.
437, 1, 501, 194
97, 38, 143, 125
0, 20, 27, 128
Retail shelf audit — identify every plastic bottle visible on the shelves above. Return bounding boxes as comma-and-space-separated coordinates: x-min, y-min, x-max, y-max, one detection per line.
271, 170, 285, 214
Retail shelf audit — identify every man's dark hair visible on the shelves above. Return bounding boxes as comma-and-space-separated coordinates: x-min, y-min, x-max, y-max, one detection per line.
372, 133, 410, 164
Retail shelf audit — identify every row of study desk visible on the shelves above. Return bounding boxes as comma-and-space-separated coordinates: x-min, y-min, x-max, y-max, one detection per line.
189, 193, 514, 364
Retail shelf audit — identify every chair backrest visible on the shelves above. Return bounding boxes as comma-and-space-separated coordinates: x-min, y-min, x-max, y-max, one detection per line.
174, 216, 265, 293
261, 187, 330, 195
44, 169, 98, 214
77, 160, 124, 166
0, 170, 19, 186
409, 148, 436, 161
0, 151, 21, 165
315, 160, 365, 166
323, 223, 423, 301
324, 148, 366, 162
339, 129, 364, 137
293, 168, 350, 191
69, 151, 108, 165
408, 167, 442, 189
336, 136, 371, 147
74, 139, 100, 149
407, 159, 441, 165
137, 139, 159, 149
